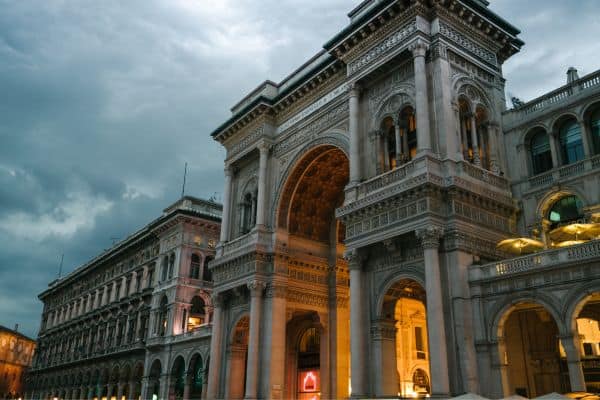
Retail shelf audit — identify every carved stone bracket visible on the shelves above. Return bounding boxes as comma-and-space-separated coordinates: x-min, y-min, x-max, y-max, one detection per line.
416, 226, 444, 249
409, 38, 429, 58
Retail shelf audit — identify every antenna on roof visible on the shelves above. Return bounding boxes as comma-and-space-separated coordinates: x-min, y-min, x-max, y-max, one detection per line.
58, 253, 64, 279
181, 162, 188, 198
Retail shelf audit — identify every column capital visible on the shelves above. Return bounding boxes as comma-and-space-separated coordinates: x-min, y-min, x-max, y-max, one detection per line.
344, 248, 365, 270
409, 39, 429, 58
349, 82, 361, 97
211, 292, 225, 308
370, 318, 397, 340
416, 226, 444, 249
247, 280, 266, 297
257, 141, 271, 154
266, 282, 287, 298
224, 165, 234, 177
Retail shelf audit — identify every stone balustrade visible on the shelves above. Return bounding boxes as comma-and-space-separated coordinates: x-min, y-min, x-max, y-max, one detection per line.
527, 155, 600, 190
505, 69, 600, 119
469, 239, 600, 282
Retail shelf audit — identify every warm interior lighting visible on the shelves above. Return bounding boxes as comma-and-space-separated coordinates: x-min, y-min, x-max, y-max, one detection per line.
187, 316, 204, 330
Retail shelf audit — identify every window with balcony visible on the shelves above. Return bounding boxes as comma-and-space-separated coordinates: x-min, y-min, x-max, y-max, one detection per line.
559, 119, 584, 165
530, 129, 553, 175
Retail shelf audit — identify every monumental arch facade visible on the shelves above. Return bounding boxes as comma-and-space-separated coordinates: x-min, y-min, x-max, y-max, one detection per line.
209, 0, 600, 399
207, 0, 509, 398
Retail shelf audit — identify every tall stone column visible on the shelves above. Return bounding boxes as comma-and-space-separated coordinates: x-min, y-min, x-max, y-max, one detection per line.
219, 166, 233, 243
127, 381, 136, 400
182, 373, 191, 400
469, 112, 481, 166
346, 249, 367, 398
371, 319, 398, 397
206, 293, 225, 400
416, 227, 450, 397
116, 383, 124, 400
489, 339, 510, 397
263, 283, 287, 400
245, 280, 266, 399
256, 143, 270, 228
560, 334, 586, 391
410, 39, 432, 155
549, 130, 561, 167
349, 83, 362, 184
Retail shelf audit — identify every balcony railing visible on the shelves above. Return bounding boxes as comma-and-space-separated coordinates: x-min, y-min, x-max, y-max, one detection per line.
506, 69, 600, 118
469, 240, 600, 281
527, 155, 600, 190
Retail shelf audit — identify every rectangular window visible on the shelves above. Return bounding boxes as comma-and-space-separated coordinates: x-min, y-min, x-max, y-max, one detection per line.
415, 326, 426, 360
584, 342, 594, 356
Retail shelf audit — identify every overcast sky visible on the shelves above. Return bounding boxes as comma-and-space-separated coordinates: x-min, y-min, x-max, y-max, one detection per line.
1, 0, 599, 339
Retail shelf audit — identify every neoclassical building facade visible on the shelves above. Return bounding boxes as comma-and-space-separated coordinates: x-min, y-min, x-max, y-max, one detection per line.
206, 0, 600, 399
25, 197, 221, 400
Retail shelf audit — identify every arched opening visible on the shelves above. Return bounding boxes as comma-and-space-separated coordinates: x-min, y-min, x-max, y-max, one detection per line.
547, 195, 584, 230
529, 128, 553, 175
158, 295, 168, 336
557, 117, 584, 165
188, 296, 206, 330
239, 179, 258, 235
570, 292, 600, 391
276, 145, 349, 399
148, 359, 162, 400
378, 278, 429, 397
119, 365, 131, 400
498, 302, 566, 397
131, 363, 144, 400
170, 356, 185, 400
380, 116, 397, 171
188, 353, 204, 400
190, 254, 201, 279
475, 106, 491, 170
297, 327, 321, 400
227, 315, 249, 400
377, 106, 416, 173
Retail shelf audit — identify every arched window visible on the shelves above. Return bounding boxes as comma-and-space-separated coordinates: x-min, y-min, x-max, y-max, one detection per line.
158, 296, 168, 336
190, 254, 201, 280
241, 188, 257, 234
400, 106, 417, 161
591, 108, 600, 154
160, 257, 168, 282
530, 129, 553, 174
187, 296, 206, 330
202, 256, 213, 282
548, 195, 584, 228
168, 253, 175, 279
559, 119, 584, 164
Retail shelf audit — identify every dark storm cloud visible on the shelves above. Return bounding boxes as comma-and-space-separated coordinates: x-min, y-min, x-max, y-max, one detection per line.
0, 0, 598, 338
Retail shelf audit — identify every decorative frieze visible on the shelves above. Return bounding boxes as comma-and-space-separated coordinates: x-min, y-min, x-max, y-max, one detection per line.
228, 126, 264, 159
276, 83, 350, 135
438, 22, 497, 65
348, 21, 418, 76
274, 101, 349, 158
448, 51, 496, 85
286, 289, 329, 308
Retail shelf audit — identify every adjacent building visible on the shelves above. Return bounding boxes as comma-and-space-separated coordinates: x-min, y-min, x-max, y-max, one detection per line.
25, 197, 221, 400
0, 325, 35, 399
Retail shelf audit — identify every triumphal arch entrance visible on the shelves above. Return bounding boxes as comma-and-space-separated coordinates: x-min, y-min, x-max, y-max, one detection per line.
206, 0, 525, 398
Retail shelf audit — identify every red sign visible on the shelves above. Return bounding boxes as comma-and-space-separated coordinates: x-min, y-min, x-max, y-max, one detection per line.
298, 370, 320, 393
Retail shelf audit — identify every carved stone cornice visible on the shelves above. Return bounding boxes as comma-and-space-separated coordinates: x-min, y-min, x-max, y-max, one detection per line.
370, 319, 397, 340
265, 283, 287, 299
416, 226, 444, 249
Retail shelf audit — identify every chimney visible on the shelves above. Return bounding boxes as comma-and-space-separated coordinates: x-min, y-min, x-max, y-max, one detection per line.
14, 323, 18, 332
567, 67, 579, 84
